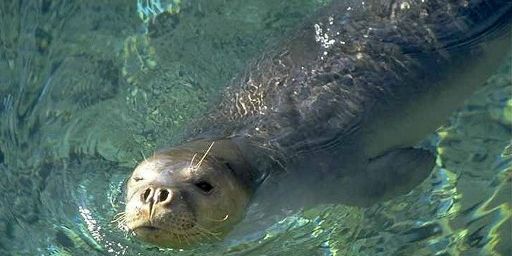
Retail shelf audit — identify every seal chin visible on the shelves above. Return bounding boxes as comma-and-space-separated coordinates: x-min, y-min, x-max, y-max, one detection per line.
131, 226, 188, 248
126, 210, 204, 247
132, 228, 209, 248
128, 218, 224, 248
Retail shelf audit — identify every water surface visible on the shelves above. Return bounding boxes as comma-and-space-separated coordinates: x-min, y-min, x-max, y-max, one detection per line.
0, 0, 510, 255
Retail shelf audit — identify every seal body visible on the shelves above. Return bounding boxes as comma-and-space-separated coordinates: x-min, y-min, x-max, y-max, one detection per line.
188, 0, 512, 207
125, 0, 512, 247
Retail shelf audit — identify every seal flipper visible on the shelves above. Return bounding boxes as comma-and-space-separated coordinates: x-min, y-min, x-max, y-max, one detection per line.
341, 148, 435, 207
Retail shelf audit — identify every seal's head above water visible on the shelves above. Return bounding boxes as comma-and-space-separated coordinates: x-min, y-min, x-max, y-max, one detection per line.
124, 141, 253, 247
123, 0, 512, 249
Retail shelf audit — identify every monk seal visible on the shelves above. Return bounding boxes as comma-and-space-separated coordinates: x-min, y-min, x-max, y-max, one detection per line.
124, 0, 512, 248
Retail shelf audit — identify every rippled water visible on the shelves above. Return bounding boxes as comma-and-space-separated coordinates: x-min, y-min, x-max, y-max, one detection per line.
0, 1, 510, 255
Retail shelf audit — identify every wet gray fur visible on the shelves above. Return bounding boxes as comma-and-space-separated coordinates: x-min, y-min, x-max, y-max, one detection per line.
184, 0, 512, 208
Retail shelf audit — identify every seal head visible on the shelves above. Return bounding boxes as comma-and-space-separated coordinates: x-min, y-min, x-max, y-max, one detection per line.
124, 143, 252, 248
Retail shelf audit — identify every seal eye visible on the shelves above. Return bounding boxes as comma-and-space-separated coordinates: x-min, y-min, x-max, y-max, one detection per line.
133, 177, 143, 182
195, 181, 214, 193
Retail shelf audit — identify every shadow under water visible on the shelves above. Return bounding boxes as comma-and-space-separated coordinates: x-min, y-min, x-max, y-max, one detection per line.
0, 0, 510, 255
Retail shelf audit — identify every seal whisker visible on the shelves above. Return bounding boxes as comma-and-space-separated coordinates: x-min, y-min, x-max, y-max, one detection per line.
117, 221, 128, 230
111, 212, 127, 225
178, 233, 187, 245
174, 233, 181, 245
194, 228, 214, 241
189, 153, 198, 169
183, 233, 190, 245
112, 211, 126, 219
195, 225, 222, 241
196, 230, 213, 242
112, 215, 126, 224
184, 233, 194, 245
194, 141, 215, 170
178, 234, 187, 244
203, 214, 229, 223
112, 214, 129, 230
205, 207, 221, 223
149, 204, 156, 223
114, 211, 125, 217
206, 208, 227, 223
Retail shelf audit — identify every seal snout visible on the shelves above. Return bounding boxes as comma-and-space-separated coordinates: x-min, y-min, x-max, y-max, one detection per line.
135, 185, 197, 230
140, 186, 173, 209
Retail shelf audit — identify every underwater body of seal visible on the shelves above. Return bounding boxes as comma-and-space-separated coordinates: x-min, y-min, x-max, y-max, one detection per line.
0, 0, 511, 255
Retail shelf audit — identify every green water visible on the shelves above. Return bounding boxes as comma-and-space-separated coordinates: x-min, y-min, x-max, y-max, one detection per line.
0, 0, 510, 255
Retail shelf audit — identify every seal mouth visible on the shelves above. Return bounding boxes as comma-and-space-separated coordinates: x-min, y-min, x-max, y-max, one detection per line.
130, 221, 196, 235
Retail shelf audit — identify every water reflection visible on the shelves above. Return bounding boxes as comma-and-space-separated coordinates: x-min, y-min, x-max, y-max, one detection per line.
0, 0, 510, 255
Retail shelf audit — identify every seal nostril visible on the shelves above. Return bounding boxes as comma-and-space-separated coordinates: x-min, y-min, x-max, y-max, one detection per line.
158, 189, 169, 202
143, 188, 151, 201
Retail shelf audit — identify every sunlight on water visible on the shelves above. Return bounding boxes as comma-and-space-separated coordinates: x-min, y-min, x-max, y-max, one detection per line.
0, 0, 510, 255
137, 0, 181, 24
